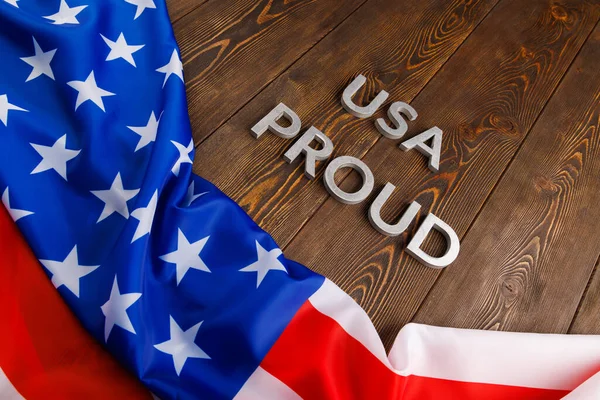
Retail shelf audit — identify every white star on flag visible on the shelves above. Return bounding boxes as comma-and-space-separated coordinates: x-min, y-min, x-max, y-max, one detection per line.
127, 111, 160, 151
20, 37, 57, 82
39, 246, 99, 297
44, 0, 87, 25
101, 33, 144, 67
171, 138, 193, 176
124, 0, 156, 20
182, 181, 207, 207
0, 94, 27, 127
67, 71, 115, 112
154, 316, 210, 376
101, 276, 142, 342
30, 134, 80, 180
240, 241, 287, 288
131, 190, 158, 243
91, 173, 140, 222
159, 228, 210, 285
2, 188, 34, 222
156, 49, 183, 87
3, 0, 19, 8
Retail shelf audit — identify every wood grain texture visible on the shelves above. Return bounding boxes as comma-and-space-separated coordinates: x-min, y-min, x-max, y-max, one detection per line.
166, 0, 207, 23
194, 0, 499, 246
173, 0, 367, 144
414, 24, 600, 334
569, 257, 600, 334
282, 0, 600, 348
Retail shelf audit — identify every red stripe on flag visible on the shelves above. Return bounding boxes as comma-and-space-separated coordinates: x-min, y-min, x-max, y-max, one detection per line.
261, 301, 569, 400
0, 206, 151, 399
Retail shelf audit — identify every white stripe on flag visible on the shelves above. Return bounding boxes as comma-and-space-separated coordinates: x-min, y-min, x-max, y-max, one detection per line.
562, 371, 600, 399
390, 323, 600, 391
308, 279, 391, 367
234, 366, 301, 400
309, 278, 600, 391
0, 367, 24, 400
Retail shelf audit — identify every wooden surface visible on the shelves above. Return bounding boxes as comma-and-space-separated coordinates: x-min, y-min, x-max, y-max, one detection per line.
168, 0, 600, 349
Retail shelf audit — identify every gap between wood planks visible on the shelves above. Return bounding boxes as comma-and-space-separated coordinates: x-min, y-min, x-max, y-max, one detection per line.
183, 0, 501, 241
275, 0, 502, 252
271, 0, 600, 346
568, 256, 600, 333
173, 0, 600, 341
176, 0, 372, 150
414, 17, 600, 331
167, 0, 209, 25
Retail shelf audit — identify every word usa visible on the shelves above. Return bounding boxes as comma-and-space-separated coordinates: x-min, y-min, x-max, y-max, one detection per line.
250, 75, 459, 269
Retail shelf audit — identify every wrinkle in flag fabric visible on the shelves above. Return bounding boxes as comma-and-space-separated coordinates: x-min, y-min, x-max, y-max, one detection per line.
0, 0, 323, 398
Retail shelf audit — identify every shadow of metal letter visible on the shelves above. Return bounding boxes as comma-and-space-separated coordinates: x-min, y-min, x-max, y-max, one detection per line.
375, 101, 418, 139
369, 182, 421, 236
399, 127, 443, 173
251, 103, 301, 139
323, 156, 374, 205
406, 213, 460, 268
341, 74, 389, 118
284, 126, 334, 179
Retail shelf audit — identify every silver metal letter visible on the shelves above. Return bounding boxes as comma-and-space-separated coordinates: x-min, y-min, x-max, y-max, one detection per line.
368, 183, 421, 236
251, 103, 301, 139
341, 74, 389, 118
283, 126, 334, 179
375, 101, 418, 139
406, 213, 460, 269
323, 156, 374, 205
399, 127, 443, 173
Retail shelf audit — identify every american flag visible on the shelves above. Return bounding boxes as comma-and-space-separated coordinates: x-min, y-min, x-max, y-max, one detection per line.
1, 1, 599, 399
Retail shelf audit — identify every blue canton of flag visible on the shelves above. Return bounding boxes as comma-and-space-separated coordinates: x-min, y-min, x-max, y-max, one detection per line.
0, 0, 323, 398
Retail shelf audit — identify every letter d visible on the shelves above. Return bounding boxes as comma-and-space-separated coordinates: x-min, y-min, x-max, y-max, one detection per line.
406, 213, 460, 268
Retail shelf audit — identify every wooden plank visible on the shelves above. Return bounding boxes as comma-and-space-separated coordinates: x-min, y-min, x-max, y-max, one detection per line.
413, 24, 600, 334
194, 0, 500, 243
166, 0, 207, 23
282, 0, 600, 347
569, 257, 600, 334
173, 0, 368, 144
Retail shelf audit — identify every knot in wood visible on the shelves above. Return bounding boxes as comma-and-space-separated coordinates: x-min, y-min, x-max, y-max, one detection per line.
533, 175, 558, 195
458, 122, 477, 140
500, 275, 522, 302
519, 45, 535, 60
444, 11, 460, 30
490, 113, 518, 136
550, 4, 569, 22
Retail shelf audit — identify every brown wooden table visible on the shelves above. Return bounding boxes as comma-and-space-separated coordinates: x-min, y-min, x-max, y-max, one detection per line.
167, 0, 600, 349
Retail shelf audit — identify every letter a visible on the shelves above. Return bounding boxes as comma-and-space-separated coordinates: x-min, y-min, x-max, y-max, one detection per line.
399, 127, 443, 173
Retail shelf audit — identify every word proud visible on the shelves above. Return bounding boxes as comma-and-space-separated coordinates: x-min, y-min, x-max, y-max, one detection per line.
250, 75, 459, 269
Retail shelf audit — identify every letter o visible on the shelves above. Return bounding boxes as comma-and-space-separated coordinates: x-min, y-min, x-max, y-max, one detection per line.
323, 156, 374, 205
